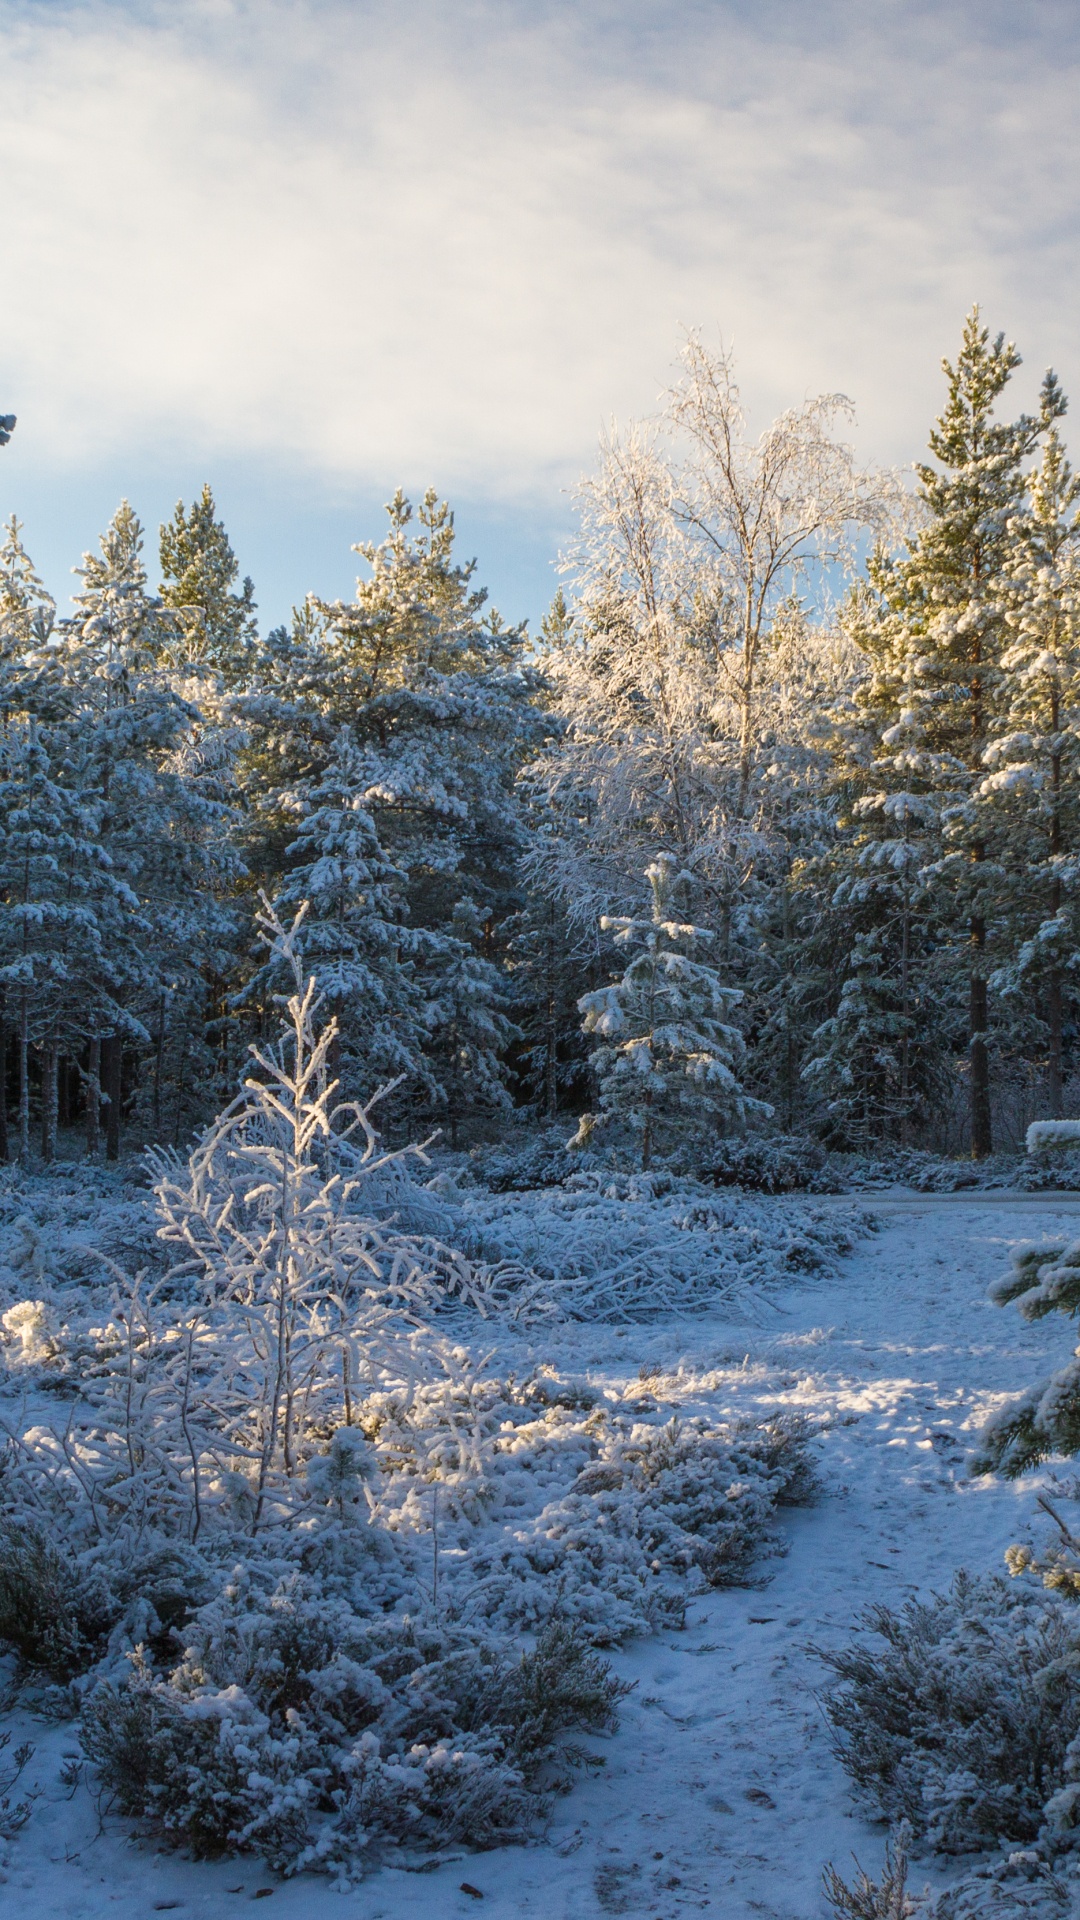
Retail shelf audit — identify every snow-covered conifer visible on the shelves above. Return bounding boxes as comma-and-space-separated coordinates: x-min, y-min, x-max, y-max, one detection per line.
578, 855, 763, 1167
250, 728, 428, 1100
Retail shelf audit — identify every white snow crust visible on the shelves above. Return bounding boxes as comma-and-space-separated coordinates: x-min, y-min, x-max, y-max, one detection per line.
3, 1190, 1080, 1917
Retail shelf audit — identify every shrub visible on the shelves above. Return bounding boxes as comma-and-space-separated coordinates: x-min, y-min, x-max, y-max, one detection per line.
82, 1598, 623, 1879
697, 1133, 840, 1194
819, 1572, 1080, 1853
0, 1521, 117, 1679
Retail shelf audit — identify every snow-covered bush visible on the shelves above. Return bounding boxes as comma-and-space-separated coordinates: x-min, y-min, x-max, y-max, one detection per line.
820, 1572, 1080, 1853
696, 1133, 839, 1194
1028, 1122, 1080, 1154
82, 1606, 623, 1877
477, 1130, 596, 1192
822, 1825, 917, 1918
452, 1178, 861, 1320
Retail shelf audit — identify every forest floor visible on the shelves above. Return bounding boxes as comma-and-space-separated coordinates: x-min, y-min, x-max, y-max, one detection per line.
5, 1190, 1079, 1920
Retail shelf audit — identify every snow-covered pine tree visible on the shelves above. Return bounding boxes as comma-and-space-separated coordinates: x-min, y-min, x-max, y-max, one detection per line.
238, 492, 547, 1124
423, 898, 514, 1145
248, 727, 428, 1103
0, 720, 128, 1161
979, 427, 1080, 1117
62, 502, 241, 1153
158, 483, 257, 686
578, 855, 763, 1168
801, 922, 945, 1149
831, 312, 1064, 1155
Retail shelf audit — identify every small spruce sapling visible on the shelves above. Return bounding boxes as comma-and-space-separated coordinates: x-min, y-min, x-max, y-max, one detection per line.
577, 855, 766, 1168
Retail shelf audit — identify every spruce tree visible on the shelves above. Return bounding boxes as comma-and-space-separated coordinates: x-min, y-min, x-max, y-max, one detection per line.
423, 898, 514, 1144
979, 428, 1080, 1116
578, 855, 761, 1168
836, 312, 1064, 1155
250, 729, 428, 1100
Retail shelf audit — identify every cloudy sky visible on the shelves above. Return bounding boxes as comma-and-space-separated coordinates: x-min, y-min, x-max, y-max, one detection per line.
1, 0, 1078, 627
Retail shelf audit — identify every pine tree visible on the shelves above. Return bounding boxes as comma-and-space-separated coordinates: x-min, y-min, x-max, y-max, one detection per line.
238, 492, 546, 1124
835, 312, 1064, 1155
578, 855, 762, 1168
979, 428, 1080, 1117
159, 484, 257, 686
423, 898, 514, 1144
63, 502, 241, 1154
250, 729, 428, 1100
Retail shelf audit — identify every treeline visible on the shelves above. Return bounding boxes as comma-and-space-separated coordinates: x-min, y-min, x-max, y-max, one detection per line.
1, 310, 1077, 1161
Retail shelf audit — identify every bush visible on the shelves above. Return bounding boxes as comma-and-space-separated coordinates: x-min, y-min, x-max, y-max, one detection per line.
0, 1521, 117, 1679
819, 1572, 1080, 1853
82, 1598, 623, 1879
697, 1134, 840, 1194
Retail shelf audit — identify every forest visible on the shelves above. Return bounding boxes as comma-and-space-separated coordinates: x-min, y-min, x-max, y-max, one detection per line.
4, 315, 1080, 1920
1, 308, 1077, 1172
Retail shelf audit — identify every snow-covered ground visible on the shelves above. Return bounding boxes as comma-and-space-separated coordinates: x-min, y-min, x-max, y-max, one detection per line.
4, 1191, 1079, 1919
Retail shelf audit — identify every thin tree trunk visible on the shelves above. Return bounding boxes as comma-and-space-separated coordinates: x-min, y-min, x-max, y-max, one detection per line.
1047, 971, 1065, 1119
58, 1053, 71, 1131
970, 926, 992, 1158
40, 1040, 58, 1164
85, 1038, 101, 1156
153, 992, 167, 1137
103, 1033, 122, 1162
0, 1012, 8, 1166
18, 993, 29, 1163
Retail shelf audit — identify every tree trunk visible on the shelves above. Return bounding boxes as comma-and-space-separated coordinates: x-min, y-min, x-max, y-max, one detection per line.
1047, 971, 1065, 1119
970, 927, 992, 1158
40, 1040, 58, 1163
153, 992, 167, 1137
86, 1038, 101, 1157
102, 1033, 122, 1162
0, 1014, 8, 1165
18, 994, 29, 1163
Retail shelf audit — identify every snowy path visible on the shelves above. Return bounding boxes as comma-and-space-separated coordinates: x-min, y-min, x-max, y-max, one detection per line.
6, 1197, 1079, 1919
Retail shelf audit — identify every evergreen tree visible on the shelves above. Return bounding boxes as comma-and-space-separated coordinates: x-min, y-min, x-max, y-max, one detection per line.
423, 898, 514, 1144
832, 312, 1064, 1155
578, 855, 762, 1168
238, 492, 547, 1123
63, 503, 241, 1153
0, 516, 58, 724
159, 484, 257, 686
979, 428, 1080, 1116
250, 729, 428, 1099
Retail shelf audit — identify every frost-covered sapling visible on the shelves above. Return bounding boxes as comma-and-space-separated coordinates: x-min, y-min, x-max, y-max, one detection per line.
578, 856, 765, 1168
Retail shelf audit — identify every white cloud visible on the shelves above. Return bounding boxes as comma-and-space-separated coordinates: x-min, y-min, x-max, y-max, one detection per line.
1, 0, 1079, 507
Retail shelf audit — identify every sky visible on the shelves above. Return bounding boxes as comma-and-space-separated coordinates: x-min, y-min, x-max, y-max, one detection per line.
2, 0, 1079, 631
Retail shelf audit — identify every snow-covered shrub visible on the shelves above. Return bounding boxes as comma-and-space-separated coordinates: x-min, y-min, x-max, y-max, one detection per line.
455, 1411, 817, 1641
0, 1521, 118, 1679
81, 1604, 623, 1876
822, 1825, 917, 1918
451, 1178, 861, 1320
696, 1133, 840, 1194
926, 1850, 1079, 1918
819, 1572, 1080, 1852
1028, 1122, 1080, 1154
478, 1131, 595, 1192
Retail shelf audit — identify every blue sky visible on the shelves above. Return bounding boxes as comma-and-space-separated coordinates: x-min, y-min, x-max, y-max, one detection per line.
2, 0, 1079, 630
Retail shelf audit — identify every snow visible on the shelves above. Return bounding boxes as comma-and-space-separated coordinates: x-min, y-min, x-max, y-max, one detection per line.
3, 1190, 1079, 1916
1028, 1121, 1080, 1153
